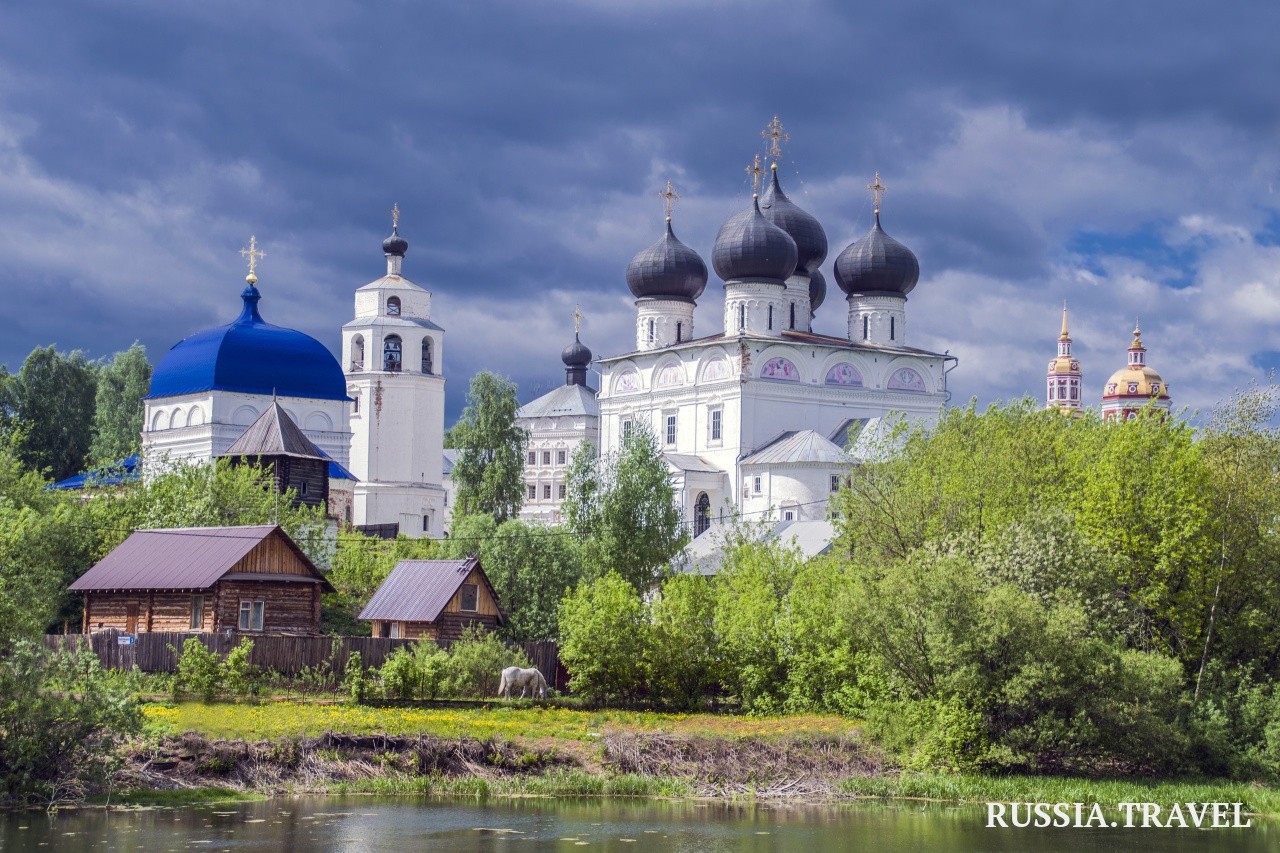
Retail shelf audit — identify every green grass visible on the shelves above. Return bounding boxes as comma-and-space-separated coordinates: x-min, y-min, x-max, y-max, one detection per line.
142, 700, 853, 742
99, 787, 264, 807
327, 770, 696, 799
842, 773, 1280, 816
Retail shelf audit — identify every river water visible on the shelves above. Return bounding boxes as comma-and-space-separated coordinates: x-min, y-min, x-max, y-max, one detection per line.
0, 797, 1274, 852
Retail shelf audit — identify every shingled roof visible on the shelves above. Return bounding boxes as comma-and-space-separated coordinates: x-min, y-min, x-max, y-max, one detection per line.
221, 401, 326, 460
69, 524, 332, 592
358, 557, 505, 624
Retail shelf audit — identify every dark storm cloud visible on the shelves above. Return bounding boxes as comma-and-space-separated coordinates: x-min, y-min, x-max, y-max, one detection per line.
0, 0, 1278, 421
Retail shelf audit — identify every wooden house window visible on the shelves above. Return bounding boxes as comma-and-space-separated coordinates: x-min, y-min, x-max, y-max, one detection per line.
460, 583, 479, 612
390, 622, 402, 639
239, 600, 264, 631
190, 595, 204, 630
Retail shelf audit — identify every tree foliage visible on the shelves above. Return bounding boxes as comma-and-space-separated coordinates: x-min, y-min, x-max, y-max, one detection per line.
448, 371, 528, 523
1, 346, 99, 480
557, 571, 649, 704
562, 426, 685, 591
89, 342, 152, 466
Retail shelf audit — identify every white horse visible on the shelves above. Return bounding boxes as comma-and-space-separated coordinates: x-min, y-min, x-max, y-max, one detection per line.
498, 666, 547, 699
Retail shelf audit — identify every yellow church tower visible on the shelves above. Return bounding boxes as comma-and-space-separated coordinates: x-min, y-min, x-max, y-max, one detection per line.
1046, 304, 1083, 413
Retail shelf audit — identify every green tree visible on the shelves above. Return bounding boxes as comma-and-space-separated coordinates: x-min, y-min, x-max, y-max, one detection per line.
563, 426, 685, 591
4, 346, 99, 480
557, 571, 648, 704
448, 371, 528, 523
89, 343, 152, 465
325, 529, 439, 634
646, 573, 718, 710
442, 513, 584, 642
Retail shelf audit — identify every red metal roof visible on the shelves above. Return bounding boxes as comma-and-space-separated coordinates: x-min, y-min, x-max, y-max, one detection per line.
69, 525, 332, 592
358, 557, 504, 624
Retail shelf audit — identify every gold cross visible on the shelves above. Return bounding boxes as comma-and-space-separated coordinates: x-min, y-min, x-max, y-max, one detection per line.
391, 202, 400, 230
745, 153, 764, 195
658, 179, 680, 220
867, 172, 887, 212
762, 115, 789, 162
573, 304, 582, 335
240, 235, 265, 279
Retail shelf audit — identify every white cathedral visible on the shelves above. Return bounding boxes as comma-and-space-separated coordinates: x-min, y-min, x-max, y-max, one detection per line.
138, 128, 952, 539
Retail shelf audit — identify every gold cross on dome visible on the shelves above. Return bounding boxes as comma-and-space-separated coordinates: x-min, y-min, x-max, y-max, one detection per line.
240, 235, 265, 278
391, 202, 400, 229
867, 172, 887, 212
573, 304, 582, 334
745, 154, 764, 195
658, 179, 680, 219
762, 115, 789, 162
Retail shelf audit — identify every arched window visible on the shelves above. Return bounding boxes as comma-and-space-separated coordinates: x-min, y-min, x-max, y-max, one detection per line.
789, 302, 796, 329
383, 335, 402, 372
694, 492, 711, 537
351, 335, 365, 371
862, 315, 869, 340
737, 304, 745, 331
421, 338, 434, 374
351, 391, 360, 413
767, 305, 774, 330
676, 321, 683, 342
386, 296, 401, 316
647, 319, 655, 343
890, 316, 896, 340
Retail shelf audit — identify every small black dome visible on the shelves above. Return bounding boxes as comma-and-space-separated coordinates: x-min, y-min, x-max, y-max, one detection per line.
760, 167, 827, 275
561, 333, 592, 368
382, 226, 408, 257
834, 213, 919, 296
808, 268, 827, 312
626, 220, 708, 303
712, 196, 798, 283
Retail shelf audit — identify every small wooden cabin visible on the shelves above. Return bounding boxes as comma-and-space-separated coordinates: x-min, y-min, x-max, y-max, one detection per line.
69, 525, 333, 635
359, 556, 505, 640
220, 402, 330, 511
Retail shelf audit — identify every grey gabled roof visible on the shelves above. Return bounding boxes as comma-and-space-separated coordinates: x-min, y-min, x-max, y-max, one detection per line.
740, 430, 847, 466
441, 448, 460, 477
517, 383, 599, 419
221, 401, 326, 460
69, 525, 332, 592
358, 557, 505, 624
663, 453, 722, 474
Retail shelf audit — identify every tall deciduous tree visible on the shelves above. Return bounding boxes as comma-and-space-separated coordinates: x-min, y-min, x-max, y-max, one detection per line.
5, 346, 99, 480
448, 371, 528, 523
89, 343, 152, 466
562, 425, 685, 591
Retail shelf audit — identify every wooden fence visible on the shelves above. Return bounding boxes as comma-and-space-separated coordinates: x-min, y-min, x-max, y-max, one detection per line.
43, 632, 567, 691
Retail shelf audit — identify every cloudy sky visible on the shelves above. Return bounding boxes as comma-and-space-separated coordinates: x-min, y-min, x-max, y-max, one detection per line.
1, 0, 1277, 423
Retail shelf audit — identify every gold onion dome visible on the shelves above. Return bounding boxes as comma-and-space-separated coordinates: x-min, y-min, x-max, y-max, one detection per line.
1103, 324, 1169, 399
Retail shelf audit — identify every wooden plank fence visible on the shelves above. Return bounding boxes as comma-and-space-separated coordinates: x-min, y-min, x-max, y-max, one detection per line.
43, 632, 568, 691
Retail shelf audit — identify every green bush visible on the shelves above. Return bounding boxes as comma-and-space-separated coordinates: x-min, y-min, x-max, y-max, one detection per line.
445, 625, 529, 698
170, 637, 223, 702
0, 641, 141, 806
343, 652, 367, 703
223, 639, 259, 697
558, 571, 648, 704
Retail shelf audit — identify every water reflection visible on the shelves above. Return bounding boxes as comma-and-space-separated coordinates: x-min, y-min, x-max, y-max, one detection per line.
0, 796, 1274, 852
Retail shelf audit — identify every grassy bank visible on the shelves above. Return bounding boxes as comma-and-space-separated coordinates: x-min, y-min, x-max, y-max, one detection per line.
141, 700, 852, 742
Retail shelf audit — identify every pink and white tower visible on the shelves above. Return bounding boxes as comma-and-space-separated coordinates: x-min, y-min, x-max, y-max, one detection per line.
1046, 304, 1083, 413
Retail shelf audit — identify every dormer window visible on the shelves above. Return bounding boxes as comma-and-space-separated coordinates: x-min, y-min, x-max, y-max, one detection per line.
387, 296, 401, 316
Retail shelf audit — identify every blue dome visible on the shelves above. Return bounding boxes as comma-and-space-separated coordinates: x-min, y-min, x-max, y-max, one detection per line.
148, 284, 348, 401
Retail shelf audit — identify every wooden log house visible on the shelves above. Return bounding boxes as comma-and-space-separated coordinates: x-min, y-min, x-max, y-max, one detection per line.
359, 556, 505, 640
69, 525, 333, 635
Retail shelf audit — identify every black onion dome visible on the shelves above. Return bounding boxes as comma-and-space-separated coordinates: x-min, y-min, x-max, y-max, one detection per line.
712, 197, 798, 283
625, 220, 708, 303
760, 167, 827, 274
808, 268, 827, 312
834, 213, 919, 296
561, 333, 592, 368
382, 226, 408, 257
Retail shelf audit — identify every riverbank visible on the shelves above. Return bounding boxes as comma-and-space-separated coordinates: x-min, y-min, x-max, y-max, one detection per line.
105, 700, 1280, 816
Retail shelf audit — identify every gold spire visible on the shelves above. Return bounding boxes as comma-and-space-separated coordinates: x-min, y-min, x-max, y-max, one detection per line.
240, 235, 265, 284
391, 202, 400, 230
658, 179, 680, 222
1060, 302, 1070, 340
868, 172, 887, 214
573, 304, 582, 335
1131, 319, 1144, 349
745, 154, 764, 195
762, 115, 789, 162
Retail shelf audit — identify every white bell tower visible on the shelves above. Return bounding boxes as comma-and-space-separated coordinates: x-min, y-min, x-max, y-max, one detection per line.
343, 206, 447, 537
